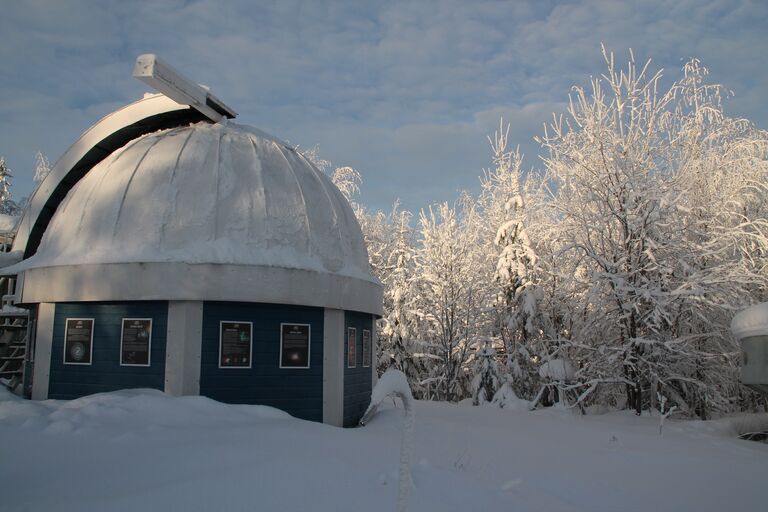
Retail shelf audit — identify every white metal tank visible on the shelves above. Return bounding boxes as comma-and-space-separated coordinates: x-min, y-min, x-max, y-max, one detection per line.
731, 302, 768, 395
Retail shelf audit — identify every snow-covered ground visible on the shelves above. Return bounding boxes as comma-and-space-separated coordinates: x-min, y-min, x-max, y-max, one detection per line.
1, 387, 766, 512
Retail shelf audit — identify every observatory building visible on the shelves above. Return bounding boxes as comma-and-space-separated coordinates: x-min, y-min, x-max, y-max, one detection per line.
0, 56, 382, 427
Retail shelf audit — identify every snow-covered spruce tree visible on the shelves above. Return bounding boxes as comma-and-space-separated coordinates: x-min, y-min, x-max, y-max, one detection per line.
471, 340, 503, 405
0, 157, 20, 216
536, 47, 768, 417
479, 122, 544, 400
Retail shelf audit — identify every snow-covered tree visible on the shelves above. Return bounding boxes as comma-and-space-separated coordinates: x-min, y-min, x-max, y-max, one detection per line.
471, 340, 503, 405
298, 57, 768, 416
415, 198, 491, 401
330, 166, 362, 204
299, 145, 383, 277
300, 144, 331, 173
378, 205, 429, 394
0, 157, 20, 216
490, 127, 537, 338
34, 151, 51, 183
479, 122, 544, 399
298, 145, 433, 394
656, 58, 768, 417
536, 47, 768, 417
330, 166, 395, 286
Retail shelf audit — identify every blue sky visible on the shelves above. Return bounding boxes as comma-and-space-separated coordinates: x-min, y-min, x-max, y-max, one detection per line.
1, 0, 766, 213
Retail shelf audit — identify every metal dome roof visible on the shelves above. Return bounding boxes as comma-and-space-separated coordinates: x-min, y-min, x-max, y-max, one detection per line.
4, 61, 381, 315
22, 121, 373, 282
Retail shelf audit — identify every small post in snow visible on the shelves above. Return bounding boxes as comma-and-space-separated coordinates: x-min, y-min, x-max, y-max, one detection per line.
658, 393, 677, 436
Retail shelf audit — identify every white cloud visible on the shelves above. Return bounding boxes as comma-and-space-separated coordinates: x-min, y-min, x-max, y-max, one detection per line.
1, 0, 765, 211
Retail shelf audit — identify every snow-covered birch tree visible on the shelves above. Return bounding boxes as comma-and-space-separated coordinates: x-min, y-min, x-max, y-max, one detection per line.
378, 205, 429, 394
415, 198, 490, 401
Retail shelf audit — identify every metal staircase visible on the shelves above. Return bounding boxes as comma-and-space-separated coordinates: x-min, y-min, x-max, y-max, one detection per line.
0, 297, 28, 391
0, 226, 33, 398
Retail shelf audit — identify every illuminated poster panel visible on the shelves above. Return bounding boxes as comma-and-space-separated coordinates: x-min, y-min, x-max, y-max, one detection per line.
280, 323, 311, 368
64, 318, 94, 365
347, 327, 357, 368
362, 329, 371, 368
120, 318, 152, 366
219, 321, 252, 368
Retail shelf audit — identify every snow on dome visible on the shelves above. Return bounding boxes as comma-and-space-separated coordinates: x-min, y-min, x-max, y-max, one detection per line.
731, 302, 768, 340
19, 121, 373, 282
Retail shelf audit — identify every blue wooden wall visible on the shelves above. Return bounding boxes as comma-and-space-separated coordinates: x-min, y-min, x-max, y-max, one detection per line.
48, 302, 168, 399
199, 302, 324, 422
343, 311, 373, 427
